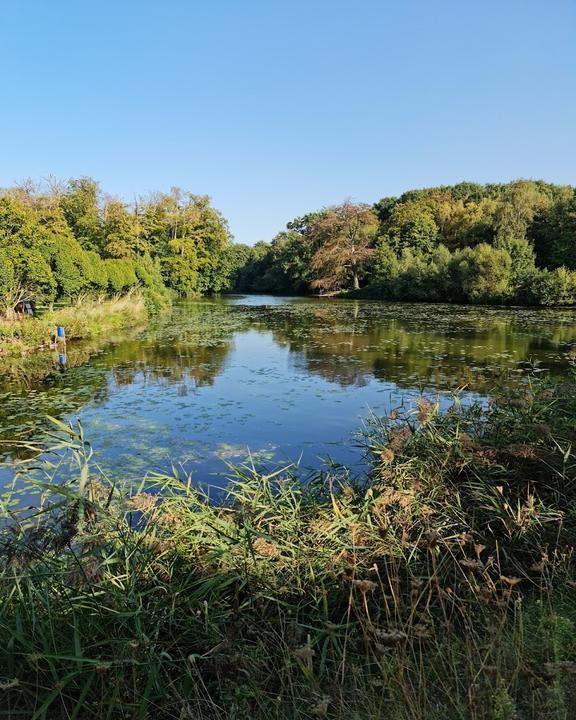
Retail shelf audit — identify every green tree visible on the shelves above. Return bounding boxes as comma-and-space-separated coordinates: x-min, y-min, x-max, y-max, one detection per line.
373, 196, 398, 224
5, 245, 57, 301
217, 243, 252, 292
0, 196, 39, 248
232, 242, 276, 292
103, 199, 140, 258
451, 243, 512, 304
80, 251, 109, 292
494, 180, 548, 245
104, 258, 138, 293
139, 190, 231, 295
531, 190, 576, 269
495, 236, 537, 295
437, 198, 497, 249
59, 177, 103, 251
51, 238, 87, 297
269, 230, 315, 293
530, 267, 576, 305
385, 201, 438, 254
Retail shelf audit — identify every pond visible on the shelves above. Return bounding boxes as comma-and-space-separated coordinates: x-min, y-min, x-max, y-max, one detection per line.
1, 296, 576, 492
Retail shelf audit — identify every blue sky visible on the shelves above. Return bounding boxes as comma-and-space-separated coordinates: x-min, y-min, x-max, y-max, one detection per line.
0, 0, 574, 245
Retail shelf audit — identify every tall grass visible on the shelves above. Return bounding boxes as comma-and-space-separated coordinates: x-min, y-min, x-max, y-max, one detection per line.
0, 372, 575, 718
0, 291, 148, 358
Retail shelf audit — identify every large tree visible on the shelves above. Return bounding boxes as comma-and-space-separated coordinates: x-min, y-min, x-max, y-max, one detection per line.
309, 202, 378, 291
102, 199, 141, 258
494, 180, 549, 245
385, 201, 438, 254
59, 177, 103, 251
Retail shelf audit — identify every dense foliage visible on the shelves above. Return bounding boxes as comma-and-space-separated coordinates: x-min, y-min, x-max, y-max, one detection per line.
0, 178, 233, 315
3, 177, 576, 310
234, 180, 576, 305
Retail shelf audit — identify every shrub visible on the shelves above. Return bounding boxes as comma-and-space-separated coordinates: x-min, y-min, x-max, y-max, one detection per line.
53, 243, 87, 298
451, 243, 512, 303
104, 258, 138, 293
537, 267, 576, 305
6, 245, 57, 301
80, 250, 109, 291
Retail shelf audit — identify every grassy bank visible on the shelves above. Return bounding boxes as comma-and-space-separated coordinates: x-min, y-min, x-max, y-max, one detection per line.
0, 292, 149, 359
1, 372, 575, 719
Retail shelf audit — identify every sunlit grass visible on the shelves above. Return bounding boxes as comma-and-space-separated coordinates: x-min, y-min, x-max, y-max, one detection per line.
0, 291, 148, 357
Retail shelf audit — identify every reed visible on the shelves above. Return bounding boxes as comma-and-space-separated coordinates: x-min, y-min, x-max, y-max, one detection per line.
0, 371, 575, 719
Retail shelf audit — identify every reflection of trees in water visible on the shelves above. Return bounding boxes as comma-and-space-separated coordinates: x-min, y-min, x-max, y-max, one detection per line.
0, 303, 241, 459
1, 299, 576, 460
104, 299, 249, 390
102, 338, 233, 392
264, 302, 576, 389
0, 368, 112, 460
0, 328, 151, 460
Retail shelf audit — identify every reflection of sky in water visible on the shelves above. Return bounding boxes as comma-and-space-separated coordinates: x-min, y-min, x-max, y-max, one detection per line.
76, 329, 425, 482
1, 296, 575, 494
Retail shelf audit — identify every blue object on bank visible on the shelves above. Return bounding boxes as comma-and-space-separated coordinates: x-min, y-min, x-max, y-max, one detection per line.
57, 326, 65, 338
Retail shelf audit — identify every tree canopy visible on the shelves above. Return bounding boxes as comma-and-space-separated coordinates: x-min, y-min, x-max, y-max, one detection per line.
3, 177, 576, 311
232, 179, 576, 306
0, 178, 233, 314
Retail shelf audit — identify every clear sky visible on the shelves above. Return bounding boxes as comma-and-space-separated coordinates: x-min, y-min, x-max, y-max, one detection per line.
0, 0, 574, 245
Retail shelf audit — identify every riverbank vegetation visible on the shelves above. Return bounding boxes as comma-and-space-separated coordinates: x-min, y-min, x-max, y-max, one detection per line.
0, 177, 235, 320
233, 180, 576, 305
1, 369, 575, 718
0, 292, 147, 359
3, 177, 576, 311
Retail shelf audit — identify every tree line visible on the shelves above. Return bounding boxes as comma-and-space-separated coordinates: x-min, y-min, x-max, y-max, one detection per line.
3, 177, 576, 312
230, 180, 576, 305
0, 177, 236, 315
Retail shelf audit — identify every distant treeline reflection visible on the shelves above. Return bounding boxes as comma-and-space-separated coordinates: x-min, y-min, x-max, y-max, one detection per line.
1, 299, 575, 460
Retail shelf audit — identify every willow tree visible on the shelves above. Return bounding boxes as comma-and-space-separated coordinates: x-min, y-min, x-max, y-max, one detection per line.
309, 202, 378, 291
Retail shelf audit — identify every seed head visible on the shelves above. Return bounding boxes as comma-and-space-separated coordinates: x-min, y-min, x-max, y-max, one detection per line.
352, 579, 377, 594
500, 576, 522, 587
293, 644, 315, 662
310, 696, 330, 717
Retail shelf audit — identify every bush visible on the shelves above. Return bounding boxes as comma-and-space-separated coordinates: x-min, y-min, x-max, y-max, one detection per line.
53, 244, 87, 298
450, 243, 512, 303
6, 245, 57, 301
134, 254, 165, 290
80, 250, 109, 291
104, 258, 138, 293
535, 267, 576, 305
143, 286, 172, 314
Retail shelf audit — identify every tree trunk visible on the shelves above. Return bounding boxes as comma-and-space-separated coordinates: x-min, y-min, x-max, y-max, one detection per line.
352, 272, 360, 290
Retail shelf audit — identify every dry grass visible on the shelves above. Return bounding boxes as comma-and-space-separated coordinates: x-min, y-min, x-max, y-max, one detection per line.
0, 291, 147, 358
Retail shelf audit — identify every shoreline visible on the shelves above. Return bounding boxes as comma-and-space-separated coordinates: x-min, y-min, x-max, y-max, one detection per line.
0, 291, 149, 360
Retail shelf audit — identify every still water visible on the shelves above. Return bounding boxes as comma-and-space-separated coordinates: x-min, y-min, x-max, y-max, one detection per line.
1, 296, 576, 488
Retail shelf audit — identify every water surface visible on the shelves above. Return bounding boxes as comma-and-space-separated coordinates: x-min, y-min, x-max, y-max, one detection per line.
1, 296, 575, 489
